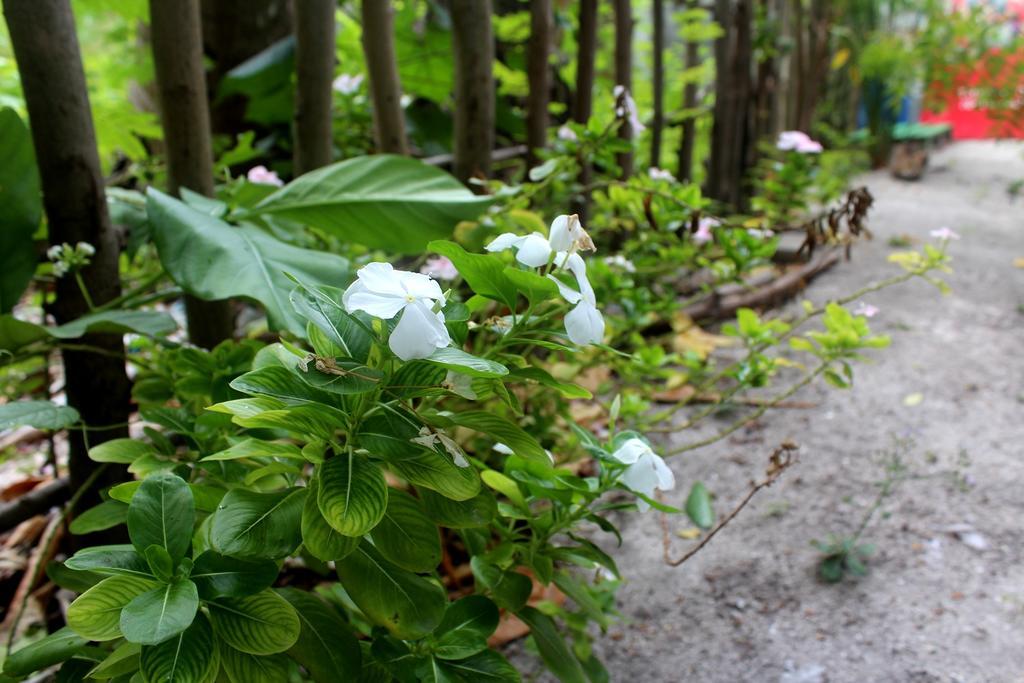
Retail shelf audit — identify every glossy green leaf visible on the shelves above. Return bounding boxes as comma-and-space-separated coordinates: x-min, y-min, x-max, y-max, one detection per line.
503, 267, 560, 306
427, 241, 517, 308
419, 488, 496, 528
207, 590, 300, 655
69, 499, 129, 535
290, 283, 373, 363
369, 489, 441, 572
469, 558, 532, 612
64, 545, 153, 579
66, 575, 157, 641
0, 400, 79, 430
230, 365, 336, 405
0, 314, 48, 352
507, 366, 592, 399
449, 412, 548, 463
230, 404, 345, 441
49, 310, 178, 339
190, 551, 279, 599
0, 108, 41, 313
334, 542, 446, 640
89, 439, 155, 464
120, 579, 200, 645
218, 645, 290, 683
139, 611, 218, 683
430, 650, 520, 682
296, 359, 383, 395
127, 472, 195, 562
317, 453, 388, 537
210, 488, 305, 560
516, 607, 585, 683
3, 627, 87, 677
388, 449, 482, 501
685, 481, 714, 529
431, 595, 499, 660
147, 188, 351, 336
86, 640, 140, 680
201, 438, 304, 462
144, 545, 174, 583
279, 588, 362, 682
424, 347, 509, 378
301, 478, 359, 562
248, 155, 492, 254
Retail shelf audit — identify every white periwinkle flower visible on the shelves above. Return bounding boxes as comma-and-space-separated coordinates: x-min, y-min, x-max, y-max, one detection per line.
332, 73, 364, 95
648, 167, 675, 182
247, 165, 283, 186
695, 217, 719, 244
76, 242, 96, 257
548, 253, 605, 345
557, 125, 578, 142
486, 214, 593, 267
930, 226, 960, 241
610, 438, 675, 512
343, 262, 451, 361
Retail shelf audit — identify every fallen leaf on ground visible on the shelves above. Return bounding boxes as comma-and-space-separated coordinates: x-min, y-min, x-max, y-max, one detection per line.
902, 392, 924, 407
676, 527, 702, 540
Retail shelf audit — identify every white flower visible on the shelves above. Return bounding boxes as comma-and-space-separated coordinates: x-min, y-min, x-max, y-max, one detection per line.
747, 228, 772, 240
343, 262, 451, 361
695, 217, 719, 244
76, 242, 96, 257
853, 302, 879, 318
412, 426, 469, 467
547, 214, 594, 253
603, 254, 636, 273
332, 73, 363, 95
613, 85, 645, 132
421, 256, 459, 281
486, 214, 593, 267
648, 167, 675, 182
46, 245, 63, 261
557, 125, 578, 142
609, 438, 675, 512
777, 130, 823, 153
52, 262, 68, 278
930, 227, 960, 241
548, 253, 605, 346
247, 165, 283, 186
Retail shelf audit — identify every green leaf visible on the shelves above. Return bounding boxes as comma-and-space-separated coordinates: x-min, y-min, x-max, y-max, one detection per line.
419, 488, 496, 528
0, 108, 41, 314
388, 449, 482, 501
210, 488, 305, 560
502, 267, 560, 306
86, 640, 140, 680
201, 438, 304, 462
218, 646, 290, 683
49, 310, 178, 339
507, 366, 592, 399
449, 412, 548, 463
516, 607, 586, 683
469, 558, 532, 612
0, 314, 48, 352
47, 561, 105, 593
296, 359, 383, 395
144, 545, 174, 582
65, 545, 153, 579
248, 156, 492, 254
278, 588, 362, 682
89, 439, 155, 464
685, 482, 714, 529
480, 471, 526, 510
3, 627, 86, 677
552, 571, 608, 627
127, 473, 195, 562
290, 283, 373, 363
66, 575, 157, 641
431, 595, 499, 660
301, 478, 360, 562
147, 188, 351, 336
368, 489, 441, 572
69, 499, 129, 535
207, 590, 300, 655
334, 542, 446, 640
424, 348, 509, 378
139, 611, 218, 683
230, 365, 336, 405
0, 400, 79, 430
431, 650, 520, 682
427, 241, 518, 308
357, 410, 428, 459
190, 551, 279, 599
317, 453, 388, 537
120, 579, 200, 645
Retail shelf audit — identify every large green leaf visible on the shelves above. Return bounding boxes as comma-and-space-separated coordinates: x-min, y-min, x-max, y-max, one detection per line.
120, 579, 200, 645
469, 558, 532, 612
69, 499, 129, 535
515, 607, 586, 683
201, 438, 303, 462
278, 588, 362, 682
296, 358, 383, 396
0, 400, 79, 430
190, 551, 279, 599
429, 650, 520, 682
247, 156, 492, 254
290, 283, 373, 363
2, 627, 87, 677
423, 348, 509, 379
210, 488, 305, 560
207, 591, 300, 655
218, 646, 290, 683
0, 108, 41, 313
334, 542, 446, 640
427, 241, 518, 308
388, 449, 482, 501
230, 365, 337, 406
419, 489, 496, 529
49, 310, 178, 339
66, 575, 157, 641
317, 453, 388, 537
139, 611, 219, 683
64, 545, 153, 579
431, 595, 499, 660
301, 478, 360, 562
449, 412, 549, 463
89, 438, 155, 464
147, 188, 351, 336
127, 473, 195, 562
368, 489, 441, 572
0, 314, 48, 352
87, 640, 141, 680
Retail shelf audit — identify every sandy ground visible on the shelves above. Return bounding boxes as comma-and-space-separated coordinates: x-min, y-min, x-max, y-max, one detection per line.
513, 141, 1024, 682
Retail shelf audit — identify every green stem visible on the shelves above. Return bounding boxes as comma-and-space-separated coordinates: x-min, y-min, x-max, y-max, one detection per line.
74, 271, 95, 311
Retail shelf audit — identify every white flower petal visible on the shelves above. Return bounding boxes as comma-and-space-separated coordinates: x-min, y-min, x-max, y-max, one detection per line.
564, 253, 596, 306
514, 233, 554, 267
546, 273, 583, 304
610, 438, 650, 465
548, 215, 572, 252
485, 233, 525, 253
398, 270, 445, 302
356, 262, 406, 297
652, 453, 676, 491
564, 301, 605, 346
345, 291, 407, 319
388, 299, 451, 361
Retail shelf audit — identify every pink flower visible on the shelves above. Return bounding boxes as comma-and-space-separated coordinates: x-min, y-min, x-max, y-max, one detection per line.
557, 125, 578, 142
853, 302, 879, 318
648, 167, 675, 182
694, 217, 719, 244
420, 256, 459, 281
332, 73, 363, 95
777, 130, 823, 154
247, 165, 283, 186
930, 227, 960, 241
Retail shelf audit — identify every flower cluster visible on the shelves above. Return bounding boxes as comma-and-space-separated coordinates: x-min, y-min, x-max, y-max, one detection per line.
46, 242, 95, 278
776, 130, 823, 154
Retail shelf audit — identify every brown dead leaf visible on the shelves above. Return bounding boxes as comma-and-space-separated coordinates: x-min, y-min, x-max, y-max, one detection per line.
1014, 257, 1024, 269
671, 313, 733, 359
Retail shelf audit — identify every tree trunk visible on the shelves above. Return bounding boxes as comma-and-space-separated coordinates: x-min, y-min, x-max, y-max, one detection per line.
707, 0, 753, 209
362, 0, 408, 155
150, 0, 234, 349
201, 0, 293, 136
293, 0, 335, 174
3, 0, 131, 509
526, 0, 552, 166
677, 2, 700, 182
572, 0, 598, 220
451, 0, 495, 186
614, 0, 634, 178
650, 0, 665, 169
